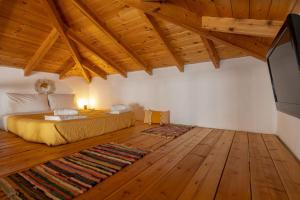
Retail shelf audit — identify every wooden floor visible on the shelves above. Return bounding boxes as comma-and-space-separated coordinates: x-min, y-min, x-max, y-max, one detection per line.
1, 122, 300, 200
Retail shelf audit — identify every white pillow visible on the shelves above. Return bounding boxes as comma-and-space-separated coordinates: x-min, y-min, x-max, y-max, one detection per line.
48, 94, 77, 110
111, 104, 129, 111
5, 93, 50, 114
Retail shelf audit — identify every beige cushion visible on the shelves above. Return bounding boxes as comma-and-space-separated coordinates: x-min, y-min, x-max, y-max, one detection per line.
160, 111, 170, 125
144, 110, 152, 125
144, 109, 170, 125
5, 93, 50, 114
48, 94, 77, 110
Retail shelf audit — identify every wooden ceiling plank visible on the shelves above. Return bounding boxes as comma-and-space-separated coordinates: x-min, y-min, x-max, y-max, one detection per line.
202, 16, 283, 38
67, 29, 128, 78
201, 37, 220, 69
231, 0, 250, 19
249, 0, 272, 19
292, 0, 300, 13
24, 28, 59, 76
41, 0, 91, 83
82, 59, 107, 80
71, 0, 152, 75
144, 14, 184, 72
268, 0, 296, 20
126, 1, 268, 61
214, 0, 233, 17
59, 57, 76, 79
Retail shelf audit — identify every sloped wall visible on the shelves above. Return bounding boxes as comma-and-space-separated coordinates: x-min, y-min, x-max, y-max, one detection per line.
89, 57, 277, 133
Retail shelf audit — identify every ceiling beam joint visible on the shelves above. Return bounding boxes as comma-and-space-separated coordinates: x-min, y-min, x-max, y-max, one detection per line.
126, 1, 269, 61
67, 29, 127, 78
201, 37, 220, 69
42, 0, 96, 82
71, 0, 152, 75
24, 28, 59, 76
144, 13, 184, 72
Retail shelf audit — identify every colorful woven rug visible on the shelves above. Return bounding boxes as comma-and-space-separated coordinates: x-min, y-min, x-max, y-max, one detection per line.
0, 143, 148, 200
142, 124, 195, 138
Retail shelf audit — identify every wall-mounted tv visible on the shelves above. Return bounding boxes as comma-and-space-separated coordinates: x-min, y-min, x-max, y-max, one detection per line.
267, 14, 300, 119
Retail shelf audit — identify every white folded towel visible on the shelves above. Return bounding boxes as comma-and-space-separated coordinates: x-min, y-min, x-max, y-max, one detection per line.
53, 109, 79, 116
109, 109, 130, 115
111, 104, 129, 111
45, 115, 87, 121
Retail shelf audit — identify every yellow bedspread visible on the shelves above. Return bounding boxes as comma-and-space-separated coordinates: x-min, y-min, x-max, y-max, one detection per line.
6, 110, 135, 146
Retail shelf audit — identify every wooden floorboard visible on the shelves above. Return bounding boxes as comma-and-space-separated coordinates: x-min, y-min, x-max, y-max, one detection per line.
0, 123, 300, 200
263, 134, 300, 200
103, 128, 211, 200
77, 127, 208, 200
215, 131, 251, 200
178, 130, 235, 200
248, 133, 288, 200
137, 129, 223, 200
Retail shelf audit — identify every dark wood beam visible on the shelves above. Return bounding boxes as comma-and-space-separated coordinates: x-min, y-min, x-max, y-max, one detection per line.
41, 0, 91, 82
201, 37, 220, 69
59, 58, 75, 79
24, 28, 59, 76
71, 0, 152, 75
144, 14, 184, 72
82, 59, 107, 80
126, 1, 269, 61
67, 29, 127, 78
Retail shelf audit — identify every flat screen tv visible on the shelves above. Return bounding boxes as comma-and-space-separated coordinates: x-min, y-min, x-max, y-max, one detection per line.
267, 14, 300, 119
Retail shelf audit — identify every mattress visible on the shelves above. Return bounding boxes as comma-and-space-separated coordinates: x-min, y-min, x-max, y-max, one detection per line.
5, 110, 135, 146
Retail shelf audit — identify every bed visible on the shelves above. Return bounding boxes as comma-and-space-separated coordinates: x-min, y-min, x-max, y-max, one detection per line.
4, 110, 135, 146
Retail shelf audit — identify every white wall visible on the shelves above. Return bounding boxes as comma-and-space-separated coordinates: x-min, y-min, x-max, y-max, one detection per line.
277, 111, 300, 159
0, 66, 89, 116
90, 57, 277, 133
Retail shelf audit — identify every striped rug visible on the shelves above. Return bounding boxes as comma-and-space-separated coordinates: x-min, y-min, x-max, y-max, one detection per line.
143, 124, 195, 138
0, 143, 148, 200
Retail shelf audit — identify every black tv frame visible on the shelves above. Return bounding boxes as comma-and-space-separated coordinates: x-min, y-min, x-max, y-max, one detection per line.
267, 14, 300, 119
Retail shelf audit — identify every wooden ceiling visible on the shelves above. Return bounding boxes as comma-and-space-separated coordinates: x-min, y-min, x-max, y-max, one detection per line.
0, 0, 299, 82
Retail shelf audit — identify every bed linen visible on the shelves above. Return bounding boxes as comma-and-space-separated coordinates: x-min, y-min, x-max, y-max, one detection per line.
5, 110, 135, 146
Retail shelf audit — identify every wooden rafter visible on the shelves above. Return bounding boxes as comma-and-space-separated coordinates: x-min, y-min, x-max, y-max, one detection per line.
71, 0, 152, 75
59, 57, 75, 79
144, 13, 184, 72
82, 59, 107, 80
126, 1, 269, 61
24, 28, 59, 76
82, 68, 92, 82
67, 29, 127, 78
202, 16, 283, 38
41, 0, 92, 82
201, 37, 220, 69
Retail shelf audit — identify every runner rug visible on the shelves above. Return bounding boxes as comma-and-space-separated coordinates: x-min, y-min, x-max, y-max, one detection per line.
0, 143, 148, 200
143, 124, 195, 138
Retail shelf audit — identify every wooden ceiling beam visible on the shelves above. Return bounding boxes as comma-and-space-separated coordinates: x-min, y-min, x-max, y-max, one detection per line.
82, 59, 107, 80
71, 0, 152, 75
126, 1, 269, 61
41, 0, 91, 83
59, 57, 75, 79
24, 28, 59, 76
144, 14, 184, 72
67, 29, 127, 78
201, 37, 220, 69
82, 67, 92, 82
202, 16, 283, 38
